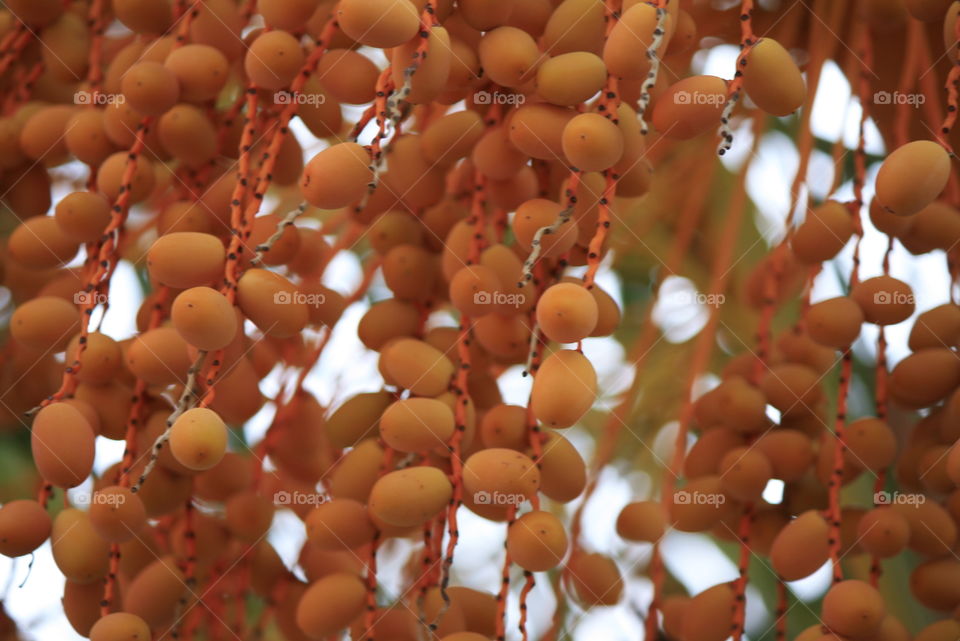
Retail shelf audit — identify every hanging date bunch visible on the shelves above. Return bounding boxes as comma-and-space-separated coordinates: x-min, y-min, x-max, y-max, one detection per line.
0, 0, 958, 639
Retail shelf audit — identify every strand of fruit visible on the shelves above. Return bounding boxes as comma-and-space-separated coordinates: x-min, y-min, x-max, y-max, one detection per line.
173, 498, 198, 640
897, 22, 925, 149
635, 2, 669, 136
251, 202, 309, 266
714, 123, 764, 641
225, 16, 341, 289
733, 143, 802, 637
494, 504, 517, 641
218, 87, 259, 303
825, 266, 859, 585
356, 3, 440, 205
383, 4, 441, 148
189, 249, 360, 639
129, 351, 207, 494
574, 139, 714, 551
756, 18, 854, 622
648, 121, 761, 641
517, 188, 574, 288
412, 511, 437, 614
252, 250, 375, 497
261, 248, 377, 472
938, 10, 960, 154
735, 11, 844, 633
826, 23, 874, 585
98, 284, 170, 616
169, 92, 254, 199
37, 3, 202, 412
860, 17, 894, 590
434, 165, 487, 625
116, 289, 173, 492
913, 31, 960, 205
716, 0, 754, 156
730, 505, 754, 641
0, 23, 30, 76
361, 529, 381, 641
84, 0, 107, 94
753, 3, 829, 381
256, 12, 445, 632
582, 170, 617, 289
596, 0, 620, 123
868, 252, 894, 588
715, 12, 823, 629
51, 116, 154, 403
0, 25, 24, 73
3, 59, 43, 113
516, 188, 569, 378
512, 259, 560, 639
24, 94, 147, 502
516, 568, 535, 641
155, 19, 344, 476
176, 149, 359, 637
